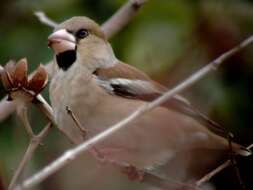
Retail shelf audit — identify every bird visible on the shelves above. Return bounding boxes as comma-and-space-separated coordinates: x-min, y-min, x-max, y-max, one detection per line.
47, 16, 250, 189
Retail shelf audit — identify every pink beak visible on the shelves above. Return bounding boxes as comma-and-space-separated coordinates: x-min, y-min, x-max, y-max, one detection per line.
48, 29, 76, 54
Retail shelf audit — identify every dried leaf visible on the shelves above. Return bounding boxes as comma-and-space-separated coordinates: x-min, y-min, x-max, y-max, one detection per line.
13, 58, 28, 87
1, 60, 16, 90
1, 70, 12, 91
27, 64, 48, 94
5, 60, 16, 77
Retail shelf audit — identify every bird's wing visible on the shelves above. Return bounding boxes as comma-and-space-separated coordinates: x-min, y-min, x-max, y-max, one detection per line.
93, 61, 225, 136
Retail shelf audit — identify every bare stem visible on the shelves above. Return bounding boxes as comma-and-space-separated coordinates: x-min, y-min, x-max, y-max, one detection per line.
34, 11, 58, 28
196, 160, 231, 187
7, 94, 74, 189
34, 95, 77, 144
101, 0, 148, 39
13, 33, 253, 190
16, 105, 35, 138
8, 122, 52, 190
66, 106, 87, 138
196, 143, 253, 187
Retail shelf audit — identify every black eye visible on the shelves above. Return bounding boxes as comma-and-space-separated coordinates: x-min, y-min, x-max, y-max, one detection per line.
76, 29, 89, 39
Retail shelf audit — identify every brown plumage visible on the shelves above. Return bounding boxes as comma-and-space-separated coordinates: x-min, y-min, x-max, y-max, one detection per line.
48, 16, 250, 190
95, 62, 226, 136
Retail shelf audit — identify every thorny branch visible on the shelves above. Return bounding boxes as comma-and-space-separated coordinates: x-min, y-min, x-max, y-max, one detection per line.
13, 32, 253, 190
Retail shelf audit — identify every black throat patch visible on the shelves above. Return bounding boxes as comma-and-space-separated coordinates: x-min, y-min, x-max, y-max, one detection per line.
56, 50, 76, 71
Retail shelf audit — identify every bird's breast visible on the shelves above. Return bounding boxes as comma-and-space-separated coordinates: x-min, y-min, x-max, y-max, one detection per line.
49, 64, 106, 142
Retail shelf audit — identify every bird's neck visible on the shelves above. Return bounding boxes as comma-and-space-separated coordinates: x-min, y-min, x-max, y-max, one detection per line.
76, 41, 118, 72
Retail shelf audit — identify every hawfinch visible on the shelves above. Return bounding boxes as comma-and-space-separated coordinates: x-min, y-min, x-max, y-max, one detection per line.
48, 16, 250, 188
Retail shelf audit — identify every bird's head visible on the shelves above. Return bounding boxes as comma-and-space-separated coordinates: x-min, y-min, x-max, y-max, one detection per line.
48, 16, 116, 72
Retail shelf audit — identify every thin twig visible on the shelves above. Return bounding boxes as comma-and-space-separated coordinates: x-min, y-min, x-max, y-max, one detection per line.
66, 106, 87, 138
16, 106, 35, 139
101, 0, 148, 39
35, 0, 148, 38
228, 134, 246, 189
8, 121, 52, 190
7, 94, 76, 189
14, 33, 253, 190
34, 11, 58, 28
34, 95, 77, 144
196, 143, 253, 187
196, 160, 231, 187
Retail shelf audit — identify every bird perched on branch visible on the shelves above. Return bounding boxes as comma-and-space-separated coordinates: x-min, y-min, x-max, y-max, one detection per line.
48, 16, 250, 189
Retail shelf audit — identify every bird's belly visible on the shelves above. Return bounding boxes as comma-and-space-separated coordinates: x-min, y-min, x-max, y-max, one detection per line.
50, 70, 227, 171
51, 80, 176, 167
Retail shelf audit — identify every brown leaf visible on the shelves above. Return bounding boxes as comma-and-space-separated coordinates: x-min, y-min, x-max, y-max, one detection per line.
1, 60, 16, 90
5, 60, 16, 76
13, 58, 28, 88
27, 64, 48, 94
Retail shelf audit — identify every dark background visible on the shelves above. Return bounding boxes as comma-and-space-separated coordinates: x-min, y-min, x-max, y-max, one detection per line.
0, 0, 253, 189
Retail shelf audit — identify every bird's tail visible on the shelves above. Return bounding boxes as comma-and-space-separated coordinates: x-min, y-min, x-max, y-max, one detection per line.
233, 143, 252, 156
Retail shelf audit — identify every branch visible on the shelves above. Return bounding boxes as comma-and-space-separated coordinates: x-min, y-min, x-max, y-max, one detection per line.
14, 34, 253, 190
34, 95, 77, 144
66, 106, 87, 138
34, 11, 57, 28
196, 160, 231, 187
8, 123, 52, 190
16, 106, 34, 138
196, 143, 253, 187
101, 0, 148, 39
0, 60, 76, 189
0, 0, 148, 123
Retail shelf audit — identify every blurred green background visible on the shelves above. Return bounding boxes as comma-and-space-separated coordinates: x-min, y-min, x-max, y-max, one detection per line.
0, 0, 253, 189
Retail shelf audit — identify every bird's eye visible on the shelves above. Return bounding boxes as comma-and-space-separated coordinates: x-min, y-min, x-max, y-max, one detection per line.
76, 29, 89, 39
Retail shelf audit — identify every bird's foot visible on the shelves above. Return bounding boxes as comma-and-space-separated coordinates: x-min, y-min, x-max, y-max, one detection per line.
121, 165, 145, 182
90, 147, 144, 181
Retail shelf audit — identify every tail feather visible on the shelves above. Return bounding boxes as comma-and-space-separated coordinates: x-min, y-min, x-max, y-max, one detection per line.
233, 143, 252, 156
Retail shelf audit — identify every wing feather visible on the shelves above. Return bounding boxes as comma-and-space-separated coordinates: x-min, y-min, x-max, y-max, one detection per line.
93, 61, 225, 136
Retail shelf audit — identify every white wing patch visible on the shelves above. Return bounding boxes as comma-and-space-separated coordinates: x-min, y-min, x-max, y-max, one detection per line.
110, 78, 160, 95
94, 76, 161, 96
93, 76, 114, 93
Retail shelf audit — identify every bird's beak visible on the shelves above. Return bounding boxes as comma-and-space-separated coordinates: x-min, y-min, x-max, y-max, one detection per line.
48, 29, 76, 54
